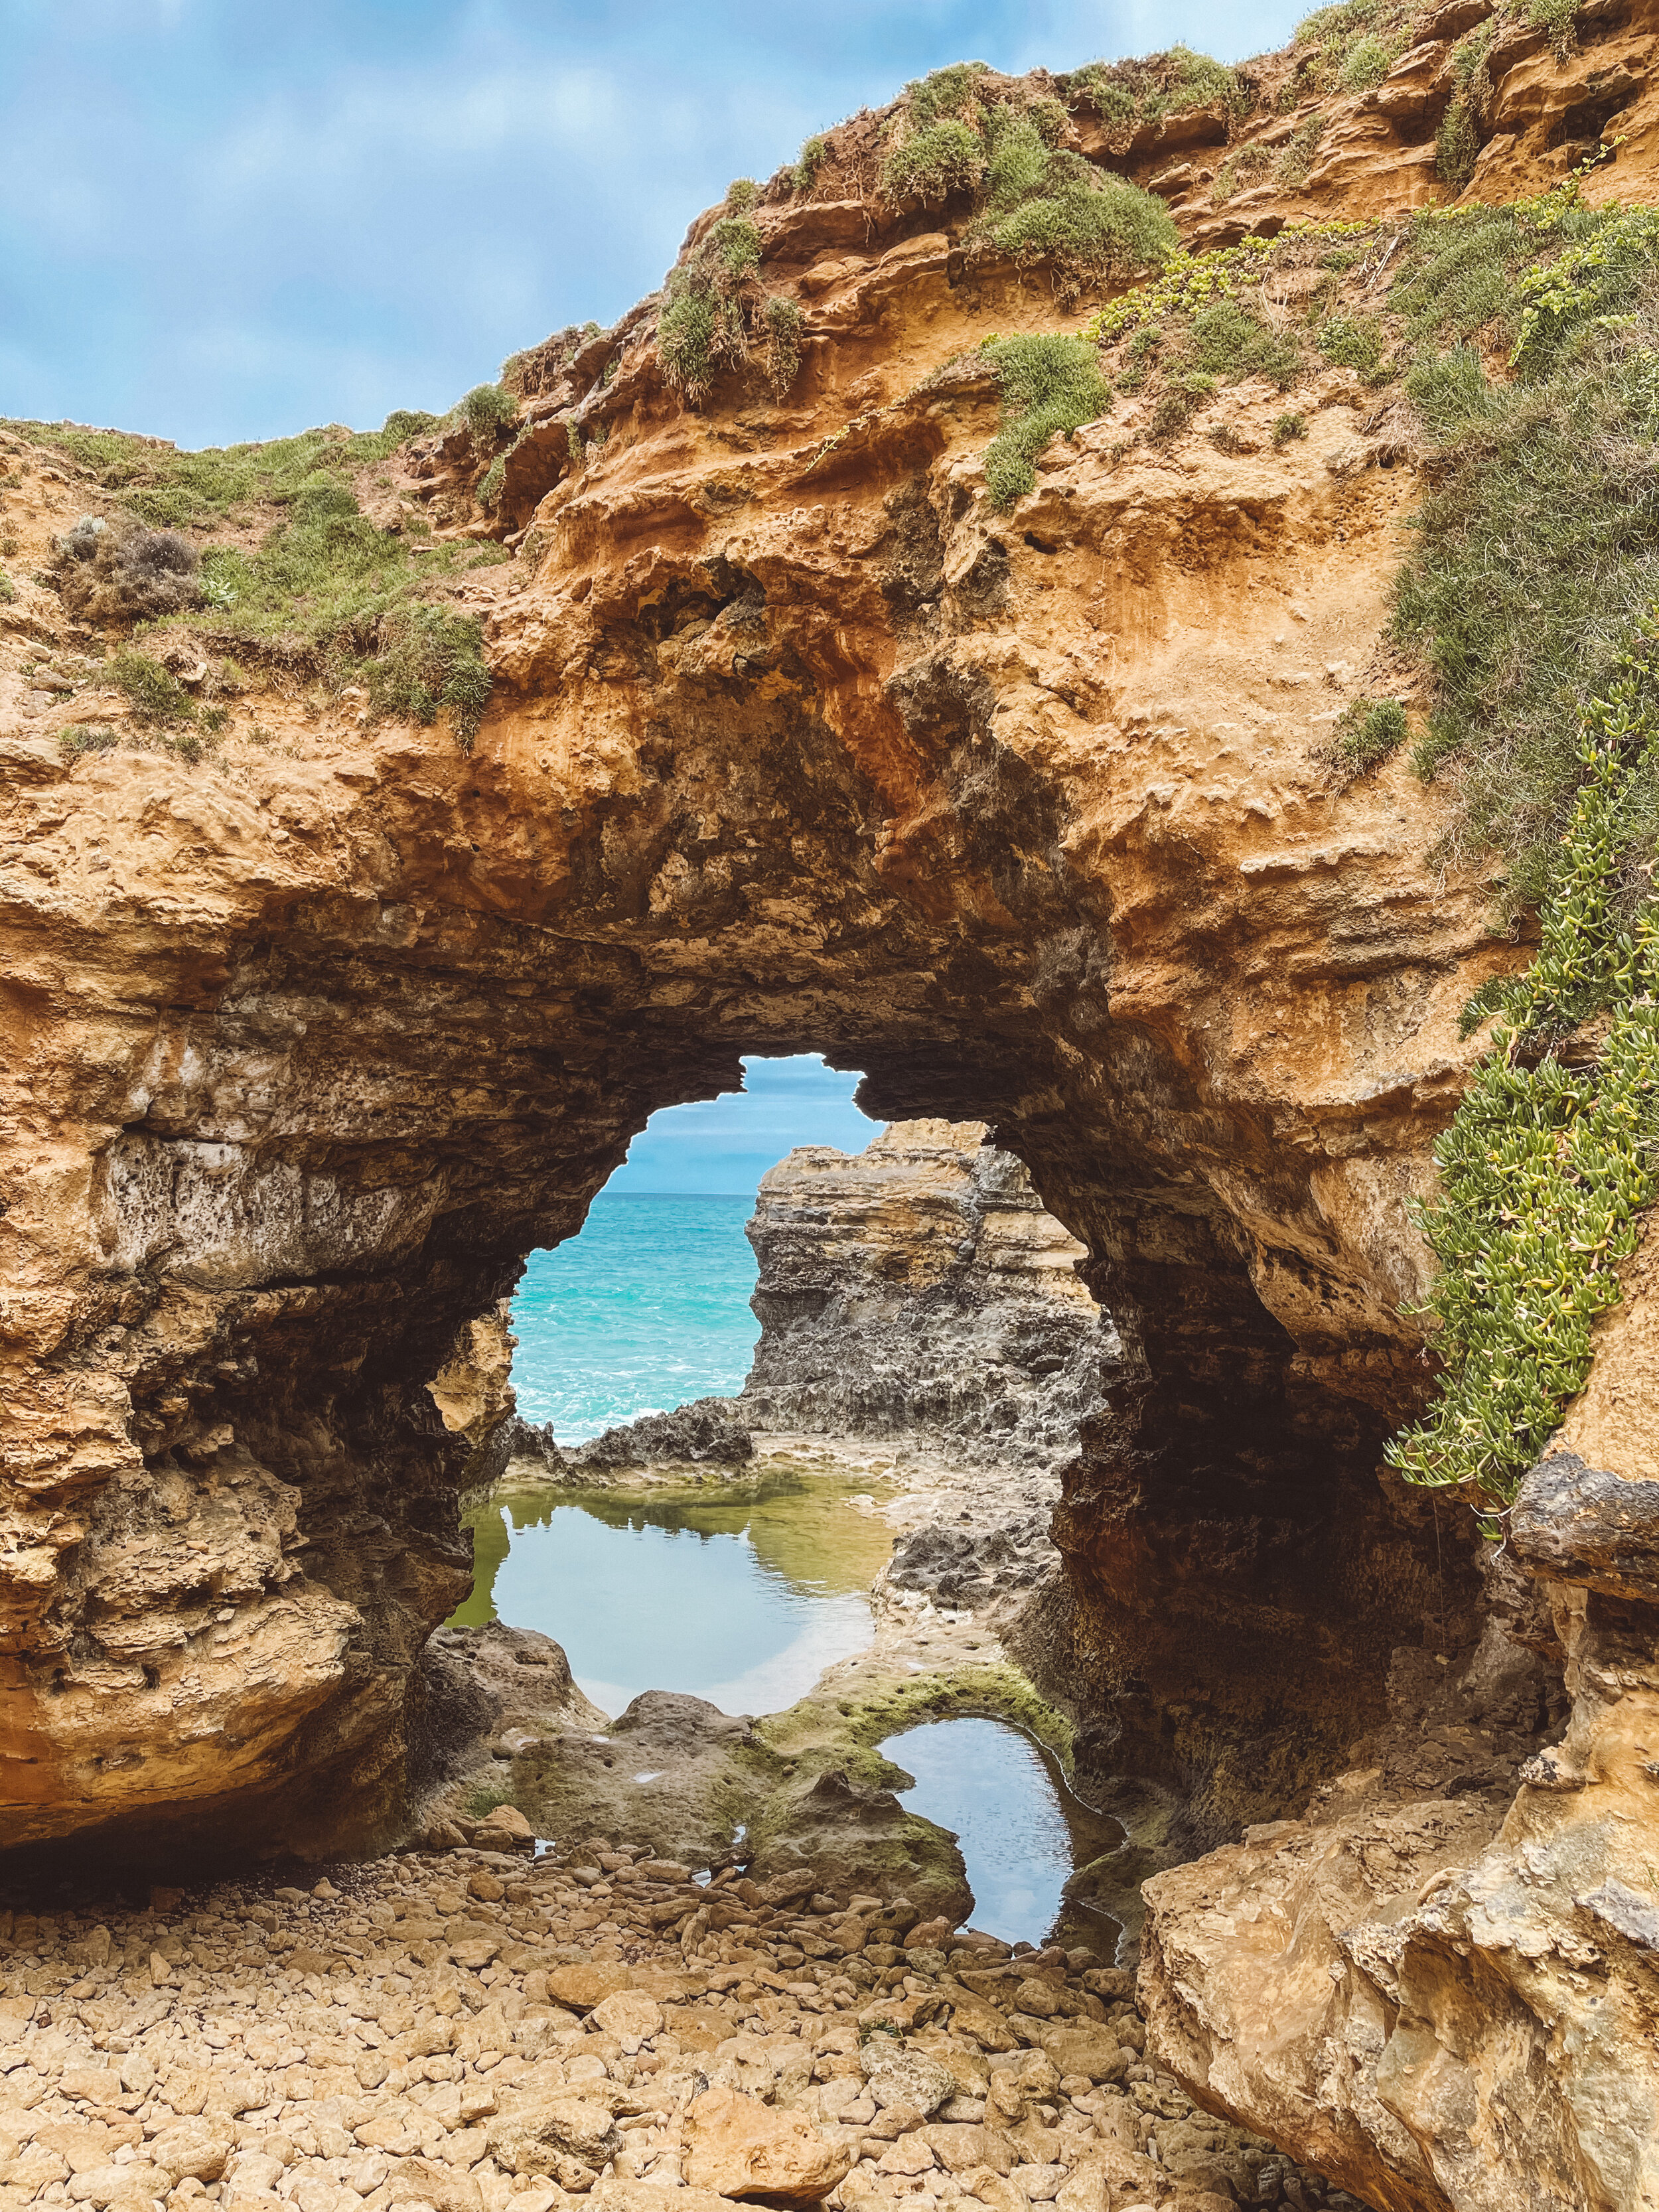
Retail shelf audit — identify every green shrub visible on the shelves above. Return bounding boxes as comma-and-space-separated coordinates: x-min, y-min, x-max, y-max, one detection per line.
1387, 670, 1659, 1527
108, 648, 198, 727
1386, 189, 1659, 903
1271, 410, 1308, 444
1210, 143, 1272, 204
905, 62, 987, 126
881, 118, 983, 205
1159, 44, 1250, 116
383, 407, 441, 442
478, 455, 507, 510
763, 297, 804, 398
982, 159, 1175, 301
455, 384, 519, 447
1149, 370, 1216, 439
58, 723, 118, 757
1436, 100, 1479, 192
369, 605, 492, 751
0, 569, 13, 603
1067, 68, 1137, 126
1066, 47, 1248, 129
1339, 31, 1405, 89
660, 264, 747, 403
711, 216, 761, 282
726, 177, 758, 210
1528, 0, 1579, 58
980, 334, 1111, 509
1317, 311, 1386, 376
984, 108, 1052, 212
794, 135, 828, 192
1334, 696, 1407, 769
1276, 116, 1324, 185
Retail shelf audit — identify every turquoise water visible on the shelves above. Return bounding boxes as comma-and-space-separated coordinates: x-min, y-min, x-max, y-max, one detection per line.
511, 1195, 760, 1442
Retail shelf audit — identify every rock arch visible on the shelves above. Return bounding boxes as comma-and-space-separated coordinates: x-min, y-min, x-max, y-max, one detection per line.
1, 391, 1504, 1868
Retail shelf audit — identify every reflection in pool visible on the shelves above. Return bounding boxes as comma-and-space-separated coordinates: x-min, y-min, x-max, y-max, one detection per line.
449, 1471, 894, 1718
881, 1716, 1123, 1951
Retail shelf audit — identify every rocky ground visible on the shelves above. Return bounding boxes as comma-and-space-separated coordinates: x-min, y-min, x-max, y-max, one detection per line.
0, 1822, 1371, 2212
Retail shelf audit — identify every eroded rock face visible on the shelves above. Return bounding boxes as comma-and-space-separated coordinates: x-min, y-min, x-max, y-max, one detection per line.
741, 1120, 1112, 1472
0, 122, 1506, 1879
1139, 1238, 1659, 2210
8, 22, 1659, 2206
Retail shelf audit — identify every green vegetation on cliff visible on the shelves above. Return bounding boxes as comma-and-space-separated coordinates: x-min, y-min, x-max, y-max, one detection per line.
1068, 161, 1659, 1528
9, 409, 500, 750
877, 68, 1177, 303
1388, 666, 1659, 1528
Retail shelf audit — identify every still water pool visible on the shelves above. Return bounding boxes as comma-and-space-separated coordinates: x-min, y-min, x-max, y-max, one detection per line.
449, 1465, 894, 1718
881, 1716, 1123, 1951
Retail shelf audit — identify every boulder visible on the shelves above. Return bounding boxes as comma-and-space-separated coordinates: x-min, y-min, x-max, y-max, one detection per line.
487, 2097, 620, 2179
684, 2087, 854, 2205
860, 2045, 957, 2116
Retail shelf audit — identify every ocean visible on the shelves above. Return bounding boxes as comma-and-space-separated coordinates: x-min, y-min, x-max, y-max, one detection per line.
509, 1193, 761, 1442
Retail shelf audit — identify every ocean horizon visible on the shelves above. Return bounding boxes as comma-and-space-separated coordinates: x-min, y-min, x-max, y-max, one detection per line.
509, 1191, 763, 1443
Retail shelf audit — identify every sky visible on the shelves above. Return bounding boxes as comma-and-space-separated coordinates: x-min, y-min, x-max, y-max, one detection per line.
605, 1054, 877, 1195
3, 0, 1305, 448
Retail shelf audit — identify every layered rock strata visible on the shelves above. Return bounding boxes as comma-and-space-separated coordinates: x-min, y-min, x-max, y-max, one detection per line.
5, 13, 1659, 2209
1135, 1236, 1659, 2212
739, 1122, 1112, 1478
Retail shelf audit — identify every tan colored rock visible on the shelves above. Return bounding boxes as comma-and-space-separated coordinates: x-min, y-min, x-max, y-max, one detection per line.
874, 2135, 936, 2175
684, 2087, 855, 2205
544, 1965, 640, 2014
487, 2098, 620, 2178
1021, 2028, 1124, 2087
589, 1990, 664, 2047
370, 2158, 485, 2212
148, 2120, 232, 2182
64, 2165, 169, 2206
590, 2189, 737, 2212
861, 2047, 956, 2118
478, 1803, 534, 1840
922, 2125, 1015, 2177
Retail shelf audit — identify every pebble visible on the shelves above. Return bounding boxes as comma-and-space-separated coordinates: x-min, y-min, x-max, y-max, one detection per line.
0, 1848, 1370, 2212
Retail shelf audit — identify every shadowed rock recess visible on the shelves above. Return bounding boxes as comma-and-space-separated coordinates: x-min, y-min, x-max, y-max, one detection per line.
8, 10, 1659, 2211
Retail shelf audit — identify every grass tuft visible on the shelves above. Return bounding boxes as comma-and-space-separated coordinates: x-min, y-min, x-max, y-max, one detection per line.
980, 333, 1111, 509
5, 413, 439, 533
881, 118, 984, 205
1333, 696, 1407, 770
455, 384, 518, 447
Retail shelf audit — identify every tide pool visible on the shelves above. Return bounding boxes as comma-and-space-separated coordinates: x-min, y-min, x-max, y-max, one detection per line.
451, 1471, 893, 1716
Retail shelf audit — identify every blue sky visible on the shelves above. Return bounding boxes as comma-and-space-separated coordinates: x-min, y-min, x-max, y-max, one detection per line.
3, 0, 1303, 447
606, 1055, 877, 1195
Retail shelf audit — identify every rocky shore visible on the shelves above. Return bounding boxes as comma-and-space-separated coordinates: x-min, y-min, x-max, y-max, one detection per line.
0, 1827, 1366, 2212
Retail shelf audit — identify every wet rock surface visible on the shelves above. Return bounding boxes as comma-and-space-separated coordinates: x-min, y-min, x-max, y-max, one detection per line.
514, 1407, 757, 1480
0, 1842, 1370, 2212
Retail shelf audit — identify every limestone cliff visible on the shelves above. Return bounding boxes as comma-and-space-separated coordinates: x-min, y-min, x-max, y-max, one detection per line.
4, 9, 1659, 2207
740, 1120, 1112, 1472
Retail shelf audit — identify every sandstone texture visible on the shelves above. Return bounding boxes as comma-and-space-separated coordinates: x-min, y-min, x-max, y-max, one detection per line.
5, 10, 1659, 2212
